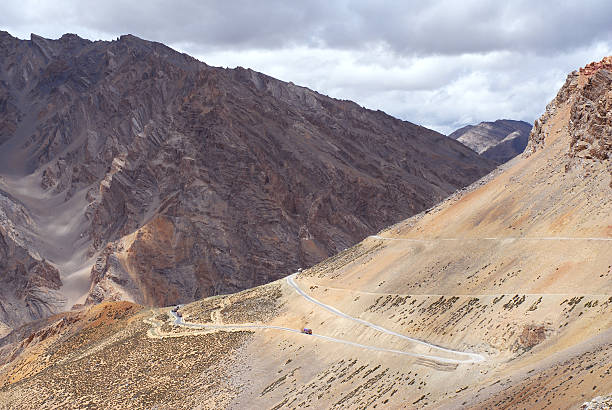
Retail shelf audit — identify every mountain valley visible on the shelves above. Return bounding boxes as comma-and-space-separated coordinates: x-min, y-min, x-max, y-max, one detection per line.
0, 55, 610, 408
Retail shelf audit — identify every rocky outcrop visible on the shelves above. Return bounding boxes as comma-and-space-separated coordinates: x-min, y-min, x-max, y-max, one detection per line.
449, 119, 532, 163
0, 31, 496, 323
579, 56, 612, 76
568, 69, 611, 165
526, 56, 611, 186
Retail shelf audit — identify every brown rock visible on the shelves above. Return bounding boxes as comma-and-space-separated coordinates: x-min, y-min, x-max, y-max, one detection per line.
526, 56, 611, 186
0, 31, 496, 318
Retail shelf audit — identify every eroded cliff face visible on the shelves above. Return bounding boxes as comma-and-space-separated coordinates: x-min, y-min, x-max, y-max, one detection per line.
0, 31, 495, 327
0, 190, 64, 329
526, 57, 612, 185
568, 68, 612, 173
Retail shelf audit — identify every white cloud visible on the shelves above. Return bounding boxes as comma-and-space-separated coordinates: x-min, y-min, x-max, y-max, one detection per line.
190, 42, 612, 134
1, 0, 612, 133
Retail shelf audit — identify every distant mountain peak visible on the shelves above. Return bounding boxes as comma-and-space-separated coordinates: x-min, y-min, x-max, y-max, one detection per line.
448, 119, 532, 163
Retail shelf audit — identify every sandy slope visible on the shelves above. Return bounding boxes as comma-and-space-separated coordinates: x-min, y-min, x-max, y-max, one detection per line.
174, 66, 610, 408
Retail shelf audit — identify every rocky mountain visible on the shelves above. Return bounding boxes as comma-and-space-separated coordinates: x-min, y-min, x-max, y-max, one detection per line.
449, 119, 532, 163
0, 32, 496, 330
0, 57, 609, 409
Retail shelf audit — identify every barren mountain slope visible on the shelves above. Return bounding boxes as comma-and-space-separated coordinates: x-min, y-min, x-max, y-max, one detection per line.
0, 58, 609, 410
0, 190, 64, 328
0, 31, 495, 330
449, 119, 532, 162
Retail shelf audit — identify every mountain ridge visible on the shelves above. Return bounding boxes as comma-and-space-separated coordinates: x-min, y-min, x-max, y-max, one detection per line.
0, 31, 495, 330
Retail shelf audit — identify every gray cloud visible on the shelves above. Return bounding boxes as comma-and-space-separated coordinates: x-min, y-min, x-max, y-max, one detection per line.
4, 1, 611, 54
1, 0, 612, 133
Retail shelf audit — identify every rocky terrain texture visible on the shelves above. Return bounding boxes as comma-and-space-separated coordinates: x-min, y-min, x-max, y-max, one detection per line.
0, 32, 496, 330
0, 189, 65, 328
0, 58, 609, 409
449, 119, 532, 163
581, 393, 612, 409
527, 56, 611, 185
579, 56, 612, 76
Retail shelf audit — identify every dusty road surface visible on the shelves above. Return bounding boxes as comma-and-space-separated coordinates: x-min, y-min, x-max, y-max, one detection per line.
151, 275, 485, 365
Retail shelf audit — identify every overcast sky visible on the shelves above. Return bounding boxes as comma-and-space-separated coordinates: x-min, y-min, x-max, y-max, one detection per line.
2, 0, 612, 134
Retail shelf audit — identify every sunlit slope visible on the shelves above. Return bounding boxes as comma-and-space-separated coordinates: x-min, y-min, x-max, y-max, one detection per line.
285, 66, 612, 408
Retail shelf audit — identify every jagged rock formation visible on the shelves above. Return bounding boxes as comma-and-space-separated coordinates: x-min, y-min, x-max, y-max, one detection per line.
579, 56, 612, 76
0, 32, 495, 329
526, 57, 612, 185
449, 119, 532, 163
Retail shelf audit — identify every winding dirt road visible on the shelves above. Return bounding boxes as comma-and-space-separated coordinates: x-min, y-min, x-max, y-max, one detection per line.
286, 274, 484, 363
146, 274, 485, 365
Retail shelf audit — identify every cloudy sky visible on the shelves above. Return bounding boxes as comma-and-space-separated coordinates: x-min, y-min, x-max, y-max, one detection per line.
2, 0, 612, 134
